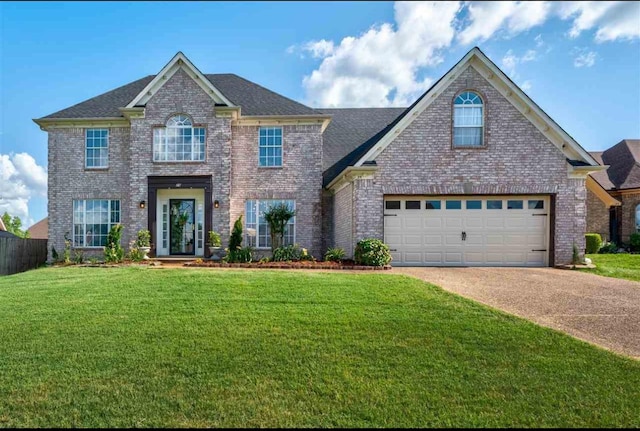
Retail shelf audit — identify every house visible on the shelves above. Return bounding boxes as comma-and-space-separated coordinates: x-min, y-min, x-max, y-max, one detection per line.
587, 139, 640, 244
27, 217, 48, 239
34, 47, 603, 266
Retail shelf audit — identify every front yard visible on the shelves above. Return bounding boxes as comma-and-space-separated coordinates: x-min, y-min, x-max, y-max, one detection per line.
0, 267, 638, 427
583, 254, 640, 282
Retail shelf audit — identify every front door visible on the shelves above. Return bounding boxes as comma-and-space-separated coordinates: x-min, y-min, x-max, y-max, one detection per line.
169, 199, 195, 255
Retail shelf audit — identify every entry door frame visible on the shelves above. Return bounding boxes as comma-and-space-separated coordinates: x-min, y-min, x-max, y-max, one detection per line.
147, 175, 213, 258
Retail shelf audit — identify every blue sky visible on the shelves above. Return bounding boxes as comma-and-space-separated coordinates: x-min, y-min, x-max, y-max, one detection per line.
1, 1, 639, 227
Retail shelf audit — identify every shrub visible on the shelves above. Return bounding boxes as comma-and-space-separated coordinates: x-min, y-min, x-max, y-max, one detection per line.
630, 233, 640, 252
135, 229, 151, 248
585, 233, 602, 254
232, 246, 253, 263
300, 247, 315, 261
226, 216, 245, 263
63, 233, 72, 264
272, 244, 303, 262
263, 203, 296, 251
324, 247, 345, 262
208, 231, 221, 247
598, 241, 619, 254
104, 224, 124, 263
354, 238, 392, 267
128, 246, 145, 262
51, 246, 59, 261
572, 243, 581, 265
72, 249, 84, 264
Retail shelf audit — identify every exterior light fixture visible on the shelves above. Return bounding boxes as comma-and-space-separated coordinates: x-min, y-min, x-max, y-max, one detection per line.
139, 200, 146, 209
214, 200, 220, 209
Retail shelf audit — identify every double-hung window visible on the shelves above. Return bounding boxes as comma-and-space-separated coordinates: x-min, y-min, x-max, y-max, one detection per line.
453, 91, 484, 147
73, 199, 120, 247
259, 127, 282, 167
153, 115, 205, 161
245, 199, 295, 248
85, 129, 109, 168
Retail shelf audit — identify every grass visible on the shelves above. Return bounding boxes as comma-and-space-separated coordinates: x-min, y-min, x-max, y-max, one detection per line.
583, 253, 640, 282
0, 267, 638, 428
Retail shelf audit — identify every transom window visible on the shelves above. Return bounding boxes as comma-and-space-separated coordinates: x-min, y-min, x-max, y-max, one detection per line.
73, 199, 120, 247
259, 127, 283, 167
85, 129, 109, 168
453, 91, 484, 147
245, 199, 295, 248
153, 115, 205, 161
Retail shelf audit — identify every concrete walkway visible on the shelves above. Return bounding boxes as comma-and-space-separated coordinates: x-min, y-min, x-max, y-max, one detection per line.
392, 267, 640, 359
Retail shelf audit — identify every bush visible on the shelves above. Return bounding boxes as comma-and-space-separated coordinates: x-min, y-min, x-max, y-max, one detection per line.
104, 224, 124, 263
354, 238, 392, 267
630, 233, 640, 252
585, 233, 602, 254
230, 246, 252, 263
272, 244, 303, 262
135, 229, 151, 248
128, 246, 145, 262
226, 216, 246, 263
324, 247, 345, 262
72, 249, 84, 264
208, 231, 221, 247
598, 242, 619, 254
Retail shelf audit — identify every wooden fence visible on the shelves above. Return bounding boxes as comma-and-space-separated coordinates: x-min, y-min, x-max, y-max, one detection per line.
0, 237, 48, 275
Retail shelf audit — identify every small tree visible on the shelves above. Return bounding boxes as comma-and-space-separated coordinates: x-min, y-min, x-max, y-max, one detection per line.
226, 215, 244, 263
1, 212, 29, 238
104, 224, 124, 263
263, 203, 296, 252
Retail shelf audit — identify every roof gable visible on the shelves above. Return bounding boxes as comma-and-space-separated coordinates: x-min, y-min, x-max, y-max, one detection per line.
324, 47, 602, 188
126, 52, 233, 108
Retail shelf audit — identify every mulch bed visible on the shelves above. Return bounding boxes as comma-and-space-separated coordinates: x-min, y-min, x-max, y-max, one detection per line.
184, 260, 392, 270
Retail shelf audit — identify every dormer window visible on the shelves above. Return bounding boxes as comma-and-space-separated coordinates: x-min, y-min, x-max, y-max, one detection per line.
453, 91, 484, 147
153, 115, 205, 161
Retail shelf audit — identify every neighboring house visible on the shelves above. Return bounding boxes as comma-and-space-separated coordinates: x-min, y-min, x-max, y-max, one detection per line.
34, 47, 602, 267
587, 139, 640, 244
27, 217, 49, 239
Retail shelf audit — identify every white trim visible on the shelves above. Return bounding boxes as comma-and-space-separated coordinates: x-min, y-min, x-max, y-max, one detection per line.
125, 52, 234, 109
352, 47, 600, 169
85, 128, 109, 169
72, 199, 120, 248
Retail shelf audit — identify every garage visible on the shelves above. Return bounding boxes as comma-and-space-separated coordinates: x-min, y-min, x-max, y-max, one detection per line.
383, 196, 550, 267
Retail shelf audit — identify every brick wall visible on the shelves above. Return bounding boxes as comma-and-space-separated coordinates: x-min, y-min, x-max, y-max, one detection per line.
229, 123, 324, 258
333, 183, 354, 257
619, 192, 640, 243
47, 127, 130, 260
348, 65, 587, 265
586, 188, 610, 241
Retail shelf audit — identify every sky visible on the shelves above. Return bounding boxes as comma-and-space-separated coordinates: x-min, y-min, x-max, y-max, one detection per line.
1, 1, 639, 228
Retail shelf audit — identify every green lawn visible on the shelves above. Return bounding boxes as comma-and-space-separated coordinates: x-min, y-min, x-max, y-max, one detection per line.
0, 267, 638, 428
583, 253, 640, 282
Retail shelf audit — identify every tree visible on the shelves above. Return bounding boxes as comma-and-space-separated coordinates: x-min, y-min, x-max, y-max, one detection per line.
1, 212, 30, 238
263, 203, 295, 252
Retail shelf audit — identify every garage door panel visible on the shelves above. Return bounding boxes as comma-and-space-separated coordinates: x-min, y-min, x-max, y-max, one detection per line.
424, 234, 442, 245
384, 196, 548, 267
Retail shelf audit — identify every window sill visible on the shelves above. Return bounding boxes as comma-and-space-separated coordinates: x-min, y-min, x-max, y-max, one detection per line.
72, 247, 105, 250
258, 166, 284, 169
85, 167, 109, 171
452, 145, 487, 150
153, 161, 207, 164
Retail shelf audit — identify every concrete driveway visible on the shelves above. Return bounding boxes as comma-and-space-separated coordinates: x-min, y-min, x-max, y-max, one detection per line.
392, 267, 640, 359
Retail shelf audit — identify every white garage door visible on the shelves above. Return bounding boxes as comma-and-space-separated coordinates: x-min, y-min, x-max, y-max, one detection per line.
384, 196, 549, 267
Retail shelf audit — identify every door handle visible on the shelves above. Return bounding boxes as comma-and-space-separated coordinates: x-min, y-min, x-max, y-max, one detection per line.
461, 231, 467, 241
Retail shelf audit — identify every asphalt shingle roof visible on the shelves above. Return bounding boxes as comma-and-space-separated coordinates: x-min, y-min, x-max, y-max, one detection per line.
590, 139, 640, 191
319, 108, 406, 172
40, 74, 318, 119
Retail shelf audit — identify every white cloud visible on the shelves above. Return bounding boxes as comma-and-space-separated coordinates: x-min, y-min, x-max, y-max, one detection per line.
520, 80, 533, 92
501, 48, 538, 78
458, 1, 552, 45
0, 153, 47, 225
301, 1, 461, 107
558, 1, 640, 42
573, 49, 597, 67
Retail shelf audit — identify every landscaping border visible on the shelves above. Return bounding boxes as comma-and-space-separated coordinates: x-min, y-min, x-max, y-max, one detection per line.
184, 261, 392, 270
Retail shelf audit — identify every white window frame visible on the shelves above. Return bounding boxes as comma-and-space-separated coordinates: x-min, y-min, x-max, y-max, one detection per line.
72, 199, 120, 248
453, 91, 484, 147
258, 126, 283, 167
245, 199, 295, 249
85, 129, 109, 169
153, 115, 206, 162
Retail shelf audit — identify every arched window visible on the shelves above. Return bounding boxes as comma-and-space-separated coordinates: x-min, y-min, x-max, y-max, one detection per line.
453, 91, 484, 147
153, 114, 206, 161
636, 204, 640, 232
